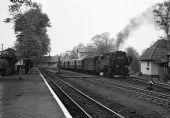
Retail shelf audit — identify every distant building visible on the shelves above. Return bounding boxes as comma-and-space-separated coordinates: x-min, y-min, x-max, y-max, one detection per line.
40, 55, 59, 67
60, 49, 90, 61
15, 59, 24, 71
78, 48, 89, 58
140, 39, 169, 77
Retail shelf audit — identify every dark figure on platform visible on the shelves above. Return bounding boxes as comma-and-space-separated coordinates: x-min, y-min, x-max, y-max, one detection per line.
24, 59, 32, 74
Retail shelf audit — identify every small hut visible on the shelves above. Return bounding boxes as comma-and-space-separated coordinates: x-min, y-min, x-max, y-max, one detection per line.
140, 39, 169, 80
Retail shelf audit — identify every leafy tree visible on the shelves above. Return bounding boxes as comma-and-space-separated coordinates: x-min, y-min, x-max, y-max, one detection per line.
126, 47, 140, 73
72, 43, 85, 52
5, 0, 51, 59
153, 0, 170, 52
69, 51, 79, 59
84, 43, 96, 56
64, 53, 70, 60
71, 43, 90, 58
90, 32, 116, 55
66, 33, 117, 58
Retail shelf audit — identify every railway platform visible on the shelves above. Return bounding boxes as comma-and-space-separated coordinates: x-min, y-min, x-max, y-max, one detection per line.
0, 67, 71, 118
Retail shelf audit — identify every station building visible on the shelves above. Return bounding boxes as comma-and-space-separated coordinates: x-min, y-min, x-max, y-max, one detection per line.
140, 39, 169, 80
40, 55, 59, 67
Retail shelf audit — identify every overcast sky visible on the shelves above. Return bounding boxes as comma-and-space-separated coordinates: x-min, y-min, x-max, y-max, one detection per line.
0, 0, 164, 55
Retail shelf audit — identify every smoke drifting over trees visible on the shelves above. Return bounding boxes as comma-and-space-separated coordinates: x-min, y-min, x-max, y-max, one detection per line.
116, 7, 154, 50
61, 6, 157, 58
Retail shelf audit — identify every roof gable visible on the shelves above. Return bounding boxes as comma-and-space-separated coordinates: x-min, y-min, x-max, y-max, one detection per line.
140, 39, 169, 63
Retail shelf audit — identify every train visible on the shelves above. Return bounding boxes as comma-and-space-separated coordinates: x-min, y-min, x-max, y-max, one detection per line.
60, 51, 133, 78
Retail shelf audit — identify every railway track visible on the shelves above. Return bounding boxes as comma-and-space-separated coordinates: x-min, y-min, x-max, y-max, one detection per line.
50, 67, 170, 90
53, 69, 170, 108
40, 69, 124, 118
129, 76, 170, 90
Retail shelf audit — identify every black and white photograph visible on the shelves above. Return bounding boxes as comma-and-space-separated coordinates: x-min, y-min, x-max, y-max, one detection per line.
0, 0, 170, 118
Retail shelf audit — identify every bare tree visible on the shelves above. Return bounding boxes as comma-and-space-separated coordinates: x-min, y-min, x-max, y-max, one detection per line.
91, 32, 116, 55
153, 0, 170, 53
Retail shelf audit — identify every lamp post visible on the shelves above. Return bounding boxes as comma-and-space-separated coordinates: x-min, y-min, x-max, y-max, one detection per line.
167, 34, 170, 68
18, 56, 23, 80
19, 58, 22, 80
58, 55, 61, 73
166, 34, 170, 82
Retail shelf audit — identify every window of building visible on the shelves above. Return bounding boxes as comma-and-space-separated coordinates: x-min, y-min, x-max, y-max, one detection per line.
146, 61, 150, 70
147, 61, 150, 67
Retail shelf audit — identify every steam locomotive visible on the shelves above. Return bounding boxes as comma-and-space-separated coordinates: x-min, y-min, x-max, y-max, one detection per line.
60, 51, 132, 78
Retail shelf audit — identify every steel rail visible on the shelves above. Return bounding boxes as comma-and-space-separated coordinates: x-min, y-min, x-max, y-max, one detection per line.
41, 70, 92, 118
45, 70, 125, 118
55, 70, 170, 107
63, 70, 170, 99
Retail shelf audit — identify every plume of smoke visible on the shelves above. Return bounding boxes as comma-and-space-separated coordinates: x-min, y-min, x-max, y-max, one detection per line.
116, 7, 154, 50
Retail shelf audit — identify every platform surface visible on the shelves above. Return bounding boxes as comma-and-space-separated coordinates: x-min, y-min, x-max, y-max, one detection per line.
0, 67, 67, 118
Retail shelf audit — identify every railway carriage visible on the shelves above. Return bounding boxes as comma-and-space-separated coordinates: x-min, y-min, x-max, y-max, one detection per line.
69, 59, 76, 69
65, 61, 69, 69
75, 58, 83, 70
60, 61, 65, 69
66, 61, 69, 69
82, 56, 96, 73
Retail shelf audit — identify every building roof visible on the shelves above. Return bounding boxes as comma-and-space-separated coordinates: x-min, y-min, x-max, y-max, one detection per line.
140, 39, 169, 63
